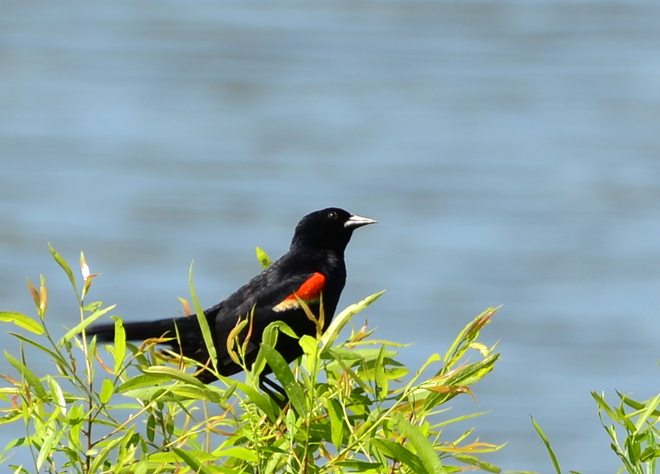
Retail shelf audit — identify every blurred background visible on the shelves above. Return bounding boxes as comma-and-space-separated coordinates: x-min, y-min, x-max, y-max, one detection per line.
2, 1, 660, 471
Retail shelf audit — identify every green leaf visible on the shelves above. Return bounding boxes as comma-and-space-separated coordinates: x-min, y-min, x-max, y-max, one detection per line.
8, 333, 68, 371
232, 379, 278, 421
325, 397, 345, 449
116, 374, 176, 393
133, 456, 148, 474
454, 454, 501, 473
256, 247, 273, 268
333, 459, 384, 470
89, 434, 124, 473
531, 416, 562, 474
403, 353, 442, 391
262, 320, 299, 347
321, 291, 385, 353
214, 446, 259, 462
393, 412, 445, 474
443, 308, 498, 368
371, 438, 428, 474
260, 344, 307, 417
170, 384, 223, 403
36, 426, 61, 470
591, 391, 620, 422
329, 352, 372, 394
142, 366, 207, 388
252, 321, 299, 377
0, 311, 44, 335
146, 414, 156, 443
172, 448, 215, 474
112, 317, 126, 374
5, 351, 47, 399
375, 344, 389, 400
67, 404, 84, 450
61, 304, 117, 343
189, 261, 218, 373
299, 334, 319, 374
633, 393, 660, 434
48, 243, 79, 300
46, 376, 66, 415
100, 378, 114, 404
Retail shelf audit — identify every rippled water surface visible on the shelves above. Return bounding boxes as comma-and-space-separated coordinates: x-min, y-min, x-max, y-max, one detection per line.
2, 1, 660, 471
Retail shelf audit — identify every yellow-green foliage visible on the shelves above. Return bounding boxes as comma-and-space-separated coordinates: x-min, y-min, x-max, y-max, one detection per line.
0, 247, 502, 473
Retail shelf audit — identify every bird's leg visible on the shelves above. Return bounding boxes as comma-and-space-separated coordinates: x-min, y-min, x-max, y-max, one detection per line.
259, 375, 288, 408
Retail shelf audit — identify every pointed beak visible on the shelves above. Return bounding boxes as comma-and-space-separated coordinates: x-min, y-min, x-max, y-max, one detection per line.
345, 214, 377, 229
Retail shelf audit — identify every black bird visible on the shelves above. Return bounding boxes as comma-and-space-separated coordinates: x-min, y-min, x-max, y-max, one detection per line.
87, 208, 375, 397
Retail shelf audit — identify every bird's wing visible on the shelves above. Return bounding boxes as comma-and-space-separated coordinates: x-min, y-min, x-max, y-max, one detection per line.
207, 268, 326, 373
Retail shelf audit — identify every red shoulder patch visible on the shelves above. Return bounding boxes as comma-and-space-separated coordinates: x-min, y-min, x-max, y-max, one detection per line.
273, 272, 326, 312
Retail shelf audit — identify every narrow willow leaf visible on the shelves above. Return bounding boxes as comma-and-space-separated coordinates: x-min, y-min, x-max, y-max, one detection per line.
113, 317, 126, 374
328, 346, 398, 362
170, 384, 223, 403
38, 275, 48, 317
116, 374, 175, 393
404, 352, 442, 390
617, 391, 660, 418
61, 304, 117, 343
67, 404, 84, 450
299, 334, 319, 374
0, 311, 44, 335
371, 438, 428, 474
329, 351, 373, 394
37, 426, 60, 470
454, 454, 501, 473
5, 351, 47, 399
100, 378, 114, 405
256, 247, 273, 268
393, 412, 445, 474
333, 460, 384, 470
263, 320, 299, 345
591, 391, 620, 422
189, 261, 218, 373
326, 397, 345, 449
227, 318, 249, 366
48, 243, 79, 300
134, 456, 148, 474
260, 344, 307, 417
8, 333, 67, 370
252, 321, 299, 377
531, 416, 562, 474
89, 435, 124, 473
633, 393, 660, 434
321, 291, 385, 353
146, 414, 156, 443
443, 307, 498, 368
26, 278, 41, 316
232, 379, 278, 421
375, 344, 389, 400
172, 448, 215, 474
46, 376, 66, 415
0, 410, 21, 425
142, 366, 207, 388
215, 446, 259, 462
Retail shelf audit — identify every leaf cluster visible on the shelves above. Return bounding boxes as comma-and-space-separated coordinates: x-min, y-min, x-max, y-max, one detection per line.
0, 247, 502, 473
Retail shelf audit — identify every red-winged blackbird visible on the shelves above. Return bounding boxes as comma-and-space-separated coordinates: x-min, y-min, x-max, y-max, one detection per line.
87, 207, 375, 397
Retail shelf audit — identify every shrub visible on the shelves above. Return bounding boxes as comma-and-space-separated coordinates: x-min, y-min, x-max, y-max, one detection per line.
0, 246, 501, 473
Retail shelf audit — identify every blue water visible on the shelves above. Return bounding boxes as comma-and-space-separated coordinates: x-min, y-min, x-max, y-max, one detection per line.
3, 1, 660, 471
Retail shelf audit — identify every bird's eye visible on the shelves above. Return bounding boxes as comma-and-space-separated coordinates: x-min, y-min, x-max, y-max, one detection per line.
327, 211, 338, 220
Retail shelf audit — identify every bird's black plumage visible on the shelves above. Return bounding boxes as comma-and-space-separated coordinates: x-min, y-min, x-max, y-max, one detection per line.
87, 207, 375, 389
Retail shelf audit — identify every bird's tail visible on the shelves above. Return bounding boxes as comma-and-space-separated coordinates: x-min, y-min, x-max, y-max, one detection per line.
87, 318, 183, 346
88, 316, 215, 380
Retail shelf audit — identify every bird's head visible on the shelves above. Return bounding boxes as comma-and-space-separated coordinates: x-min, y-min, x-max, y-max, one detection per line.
291, 207, 376, 253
